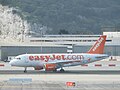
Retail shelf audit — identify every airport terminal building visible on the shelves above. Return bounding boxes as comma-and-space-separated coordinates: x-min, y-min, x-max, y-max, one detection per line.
0, 32, 120, 61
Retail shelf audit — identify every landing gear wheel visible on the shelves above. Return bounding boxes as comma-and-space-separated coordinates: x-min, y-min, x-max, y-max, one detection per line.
60, 69, 65, 72
24, 70, 27, 73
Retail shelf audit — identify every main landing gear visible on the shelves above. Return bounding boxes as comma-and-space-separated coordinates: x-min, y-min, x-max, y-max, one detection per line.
60, 68, 65, 72
59, 64, 65, 72
53, 68, 65, 72
24, 67, 27, 73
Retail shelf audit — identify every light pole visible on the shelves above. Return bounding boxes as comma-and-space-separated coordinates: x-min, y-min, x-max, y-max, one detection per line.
40, 27, 43, 53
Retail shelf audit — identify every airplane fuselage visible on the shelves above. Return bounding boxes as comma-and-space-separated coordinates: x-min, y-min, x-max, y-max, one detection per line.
10, 53, 108, 68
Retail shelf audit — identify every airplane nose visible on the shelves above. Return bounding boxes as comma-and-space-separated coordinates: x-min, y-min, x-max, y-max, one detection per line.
9, 60, 15, 66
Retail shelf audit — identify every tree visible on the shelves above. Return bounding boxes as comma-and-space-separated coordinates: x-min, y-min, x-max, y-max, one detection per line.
0, 0, 11, 6
58, 29, 69, 34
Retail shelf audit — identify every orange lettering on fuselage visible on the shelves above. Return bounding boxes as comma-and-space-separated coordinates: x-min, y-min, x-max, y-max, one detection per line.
40, 56, 44, 61
34, 56, 39, 60
45, 55, 50, 62
61, 55, 66, 60
28, 55, 84, 62
56, 55, 61, 60
50, 55, 55, 60
29, 56, 34, 61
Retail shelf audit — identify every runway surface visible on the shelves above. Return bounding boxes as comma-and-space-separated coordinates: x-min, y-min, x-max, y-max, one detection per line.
1, 62, 120, 89
0, 70, 120, 82
0, 81, 120, 90
0, 70, 120, 75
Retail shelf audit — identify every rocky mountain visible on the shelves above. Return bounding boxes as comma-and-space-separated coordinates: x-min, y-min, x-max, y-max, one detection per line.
0, 4, 30, 41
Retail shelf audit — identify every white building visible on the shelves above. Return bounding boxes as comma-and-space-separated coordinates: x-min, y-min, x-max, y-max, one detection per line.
22, 32, 120, 56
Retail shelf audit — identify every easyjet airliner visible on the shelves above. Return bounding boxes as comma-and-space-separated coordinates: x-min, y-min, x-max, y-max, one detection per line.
9, 35, 109, 72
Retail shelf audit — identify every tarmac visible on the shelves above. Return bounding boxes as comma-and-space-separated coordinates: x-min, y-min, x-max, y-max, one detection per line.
0, 81, 120, 90
0, 62, 120, 90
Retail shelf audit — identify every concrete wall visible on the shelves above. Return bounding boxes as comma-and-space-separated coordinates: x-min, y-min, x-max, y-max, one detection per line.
74, 45, 120, 56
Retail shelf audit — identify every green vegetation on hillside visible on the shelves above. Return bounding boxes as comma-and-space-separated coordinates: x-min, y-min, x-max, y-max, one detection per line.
1, 0, 120, 34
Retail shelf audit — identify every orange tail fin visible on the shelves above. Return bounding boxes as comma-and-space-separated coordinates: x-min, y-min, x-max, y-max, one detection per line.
87, 35, 106, 54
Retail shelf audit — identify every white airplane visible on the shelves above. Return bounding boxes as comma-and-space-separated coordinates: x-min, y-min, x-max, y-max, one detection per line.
9, 35, 109, 72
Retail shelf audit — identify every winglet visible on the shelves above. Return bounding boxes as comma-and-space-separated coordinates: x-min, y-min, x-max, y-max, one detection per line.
87, 35, 106, 54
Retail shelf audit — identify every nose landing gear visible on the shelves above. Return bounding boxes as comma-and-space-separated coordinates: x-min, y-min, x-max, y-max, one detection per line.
24, 67, 27, 73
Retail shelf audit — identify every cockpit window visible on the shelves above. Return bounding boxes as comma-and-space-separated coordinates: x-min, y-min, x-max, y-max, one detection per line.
15, 57, 21, 60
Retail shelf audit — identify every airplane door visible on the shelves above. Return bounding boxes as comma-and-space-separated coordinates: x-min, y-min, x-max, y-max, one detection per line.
24, 55, 29, 63
25, 59, 29, 63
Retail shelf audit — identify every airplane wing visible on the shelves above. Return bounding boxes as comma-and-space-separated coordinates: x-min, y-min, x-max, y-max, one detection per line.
44, 60, 82, 68
44, 60, 81, 64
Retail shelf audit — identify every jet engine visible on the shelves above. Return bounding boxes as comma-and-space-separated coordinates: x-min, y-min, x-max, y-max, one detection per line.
34, 66, 43, 70
44, 64, 57, 71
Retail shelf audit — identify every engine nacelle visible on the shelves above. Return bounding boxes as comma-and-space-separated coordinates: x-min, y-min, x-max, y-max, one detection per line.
44, 64, 56, 71
34, 66, 43, 70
